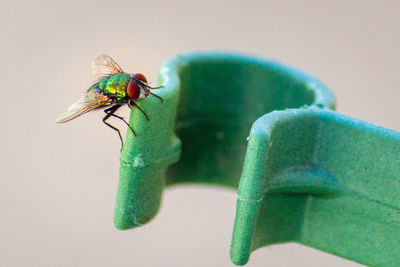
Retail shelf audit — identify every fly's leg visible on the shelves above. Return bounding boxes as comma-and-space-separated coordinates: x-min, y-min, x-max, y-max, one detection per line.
103, 105, 136, 150
129, 100, 150, 121
150, 92, 164, 102
104, 107, 136, 137
103, 105, 123, 148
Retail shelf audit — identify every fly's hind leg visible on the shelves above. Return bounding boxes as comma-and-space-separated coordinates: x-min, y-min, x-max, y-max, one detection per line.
103, 105, 136, 150
104, 106, 136, 137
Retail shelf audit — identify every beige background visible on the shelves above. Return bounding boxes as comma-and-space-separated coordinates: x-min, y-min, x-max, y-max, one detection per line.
1, 0, 399, 266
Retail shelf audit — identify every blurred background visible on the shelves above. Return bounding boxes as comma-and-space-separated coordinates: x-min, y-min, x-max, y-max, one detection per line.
1, 0, 399, 266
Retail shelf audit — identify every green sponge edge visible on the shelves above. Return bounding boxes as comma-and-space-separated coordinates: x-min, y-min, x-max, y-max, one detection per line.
115, 52, 400, 266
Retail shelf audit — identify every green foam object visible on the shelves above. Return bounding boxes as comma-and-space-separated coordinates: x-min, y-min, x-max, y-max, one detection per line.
115, 52, 400, 266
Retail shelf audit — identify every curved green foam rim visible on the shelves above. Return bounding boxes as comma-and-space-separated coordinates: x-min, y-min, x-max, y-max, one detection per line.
116, 52, 400, 266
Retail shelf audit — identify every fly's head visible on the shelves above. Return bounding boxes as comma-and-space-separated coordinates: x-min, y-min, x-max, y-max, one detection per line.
127, 73, 150, 100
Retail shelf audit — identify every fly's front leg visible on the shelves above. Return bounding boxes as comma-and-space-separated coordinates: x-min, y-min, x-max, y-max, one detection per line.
129, 100, 150, 121
150, 92, 164, 102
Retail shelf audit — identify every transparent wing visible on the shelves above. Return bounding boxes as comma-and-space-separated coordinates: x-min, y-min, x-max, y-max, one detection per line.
92, 54, 124, 82
56, 88, 112, 123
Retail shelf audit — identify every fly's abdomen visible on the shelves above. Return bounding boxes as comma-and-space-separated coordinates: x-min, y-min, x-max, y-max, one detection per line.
98, 74, 131, 102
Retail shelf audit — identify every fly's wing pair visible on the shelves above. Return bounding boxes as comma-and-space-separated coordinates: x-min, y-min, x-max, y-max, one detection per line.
55, 88, 112, 123
56, 55, 124, 123
92, 54, 124, 82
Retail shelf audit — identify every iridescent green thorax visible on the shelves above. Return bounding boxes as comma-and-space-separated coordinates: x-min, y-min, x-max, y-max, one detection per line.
97, 74, 132, 103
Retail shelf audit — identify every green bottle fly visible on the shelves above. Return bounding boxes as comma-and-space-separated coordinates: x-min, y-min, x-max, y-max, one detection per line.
56, 55, 163, 148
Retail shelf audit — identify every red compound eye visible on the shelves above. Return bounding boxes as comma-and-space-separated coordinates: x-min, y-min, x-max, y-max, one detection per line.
127, 80, 140, 100
134, 73, 147, 83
